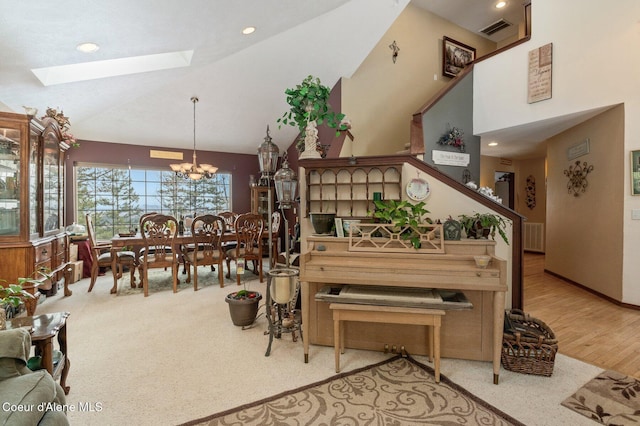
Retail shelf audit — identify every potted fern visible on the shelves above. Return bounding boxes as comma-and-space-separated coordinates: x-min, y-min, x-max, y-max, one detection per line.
277, 75, 348, 158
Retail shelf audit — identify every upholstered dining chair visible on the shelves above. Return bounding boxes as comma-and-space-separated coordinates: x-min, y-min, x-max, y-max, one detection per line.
225, 213, 265, 286
86, 214, 137, 293
139, 214, 179, 297
184, 214, 226, 289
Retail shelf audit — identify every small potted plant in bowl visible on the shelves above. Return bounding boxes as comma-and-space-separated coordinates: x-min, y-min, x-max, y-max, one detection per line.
277, 75, 349, 157
458, 212, 509, 245
225, 261, 263, 327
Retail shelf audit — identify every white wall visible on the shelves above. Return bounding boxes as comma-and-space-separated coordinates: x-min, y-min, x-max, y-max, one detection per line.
472, 0, 640, 304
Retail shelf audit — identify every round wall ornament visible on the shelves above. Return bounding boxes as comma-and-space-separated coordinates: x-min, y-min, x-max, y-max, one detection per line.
406, 177, 430, 201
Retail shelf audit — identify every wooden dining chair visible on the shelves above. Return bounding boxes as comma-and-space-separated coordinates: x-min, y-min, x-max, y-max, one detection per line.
184, 214, 226, 289
218, 211, 239, 253
269, 211, 281, 266
139, 214, 179, 297
225, 213, 265, 286
86, 214, 137, 293
218, 211, 238, 228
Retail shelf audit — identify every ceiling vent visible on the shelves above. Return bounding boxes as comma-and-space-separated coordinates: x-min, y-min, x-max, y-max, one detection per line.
479, 19, 512, 36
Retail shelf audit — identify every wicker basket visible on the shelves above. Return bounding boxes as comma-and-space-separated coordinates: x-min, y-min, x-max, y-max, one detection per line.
501, 309, 558, 377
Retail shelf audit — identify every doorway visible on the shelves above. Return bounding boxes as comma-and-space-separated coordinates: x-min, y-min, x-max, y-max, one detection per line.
494, 171, 514, 209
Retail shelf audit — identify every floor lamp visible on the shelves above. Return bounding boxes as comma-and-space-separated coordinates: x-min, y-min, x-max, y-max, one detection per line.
265, 152, 301, 356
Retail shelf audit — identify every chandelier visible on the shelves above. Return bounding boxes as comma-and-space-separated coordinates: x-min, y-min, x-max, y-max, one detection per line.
170, 96, 217, 180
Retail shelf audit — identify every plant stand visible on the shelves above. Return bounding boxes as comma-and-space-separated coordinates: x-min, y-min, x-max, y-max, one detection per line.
265, 268, 302, 356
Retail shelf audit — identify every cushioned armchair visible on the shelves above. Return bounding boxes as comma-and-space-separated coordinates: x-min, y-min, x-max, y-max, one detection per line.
0, 328, 69, 425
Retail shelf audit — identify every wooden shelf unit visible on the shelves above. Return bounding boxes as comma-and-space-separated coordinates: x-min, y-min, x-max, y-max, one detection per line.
305, 164, 402, 218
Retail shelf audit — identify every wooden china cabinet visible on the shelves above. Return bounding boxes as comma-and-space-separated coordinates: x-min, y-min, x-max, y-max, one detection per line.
251, 186, 275, 222
0, 112, 70, 313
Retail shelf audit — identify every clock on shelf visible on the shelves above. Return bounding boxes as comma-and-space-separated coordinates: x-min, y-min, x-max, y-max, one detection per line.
406, 177, 430, 201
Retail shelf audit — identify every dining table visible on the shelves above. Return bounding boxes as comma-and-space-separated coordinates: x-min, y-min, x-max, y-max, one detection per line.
108, 231, 240, 294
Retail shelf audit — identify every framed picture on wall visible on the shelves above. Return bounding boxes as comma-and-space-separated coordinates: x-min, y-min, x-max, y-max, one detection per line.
442, 36, 476, 78
631, 150, 640, 195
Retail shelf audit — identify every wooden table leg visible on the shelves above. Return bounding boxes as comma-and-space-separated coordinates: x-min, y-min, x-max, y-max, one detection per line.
334, 314, 340, 373
493, 290, 506, 385
301, 281, 310, 363
58, 323, 70, 395
39, 338, 54, 377
110, 248, 118, 294
434, 318, 441, 383
63, 263, 72, 297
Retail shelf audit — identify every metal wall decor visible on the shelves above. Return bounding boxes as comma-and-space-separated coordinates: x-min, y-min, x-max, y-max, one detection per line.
563, 160, 594, 197
389, 40, 400, 63
525, 175, 536, 209
462, 169, 472, 184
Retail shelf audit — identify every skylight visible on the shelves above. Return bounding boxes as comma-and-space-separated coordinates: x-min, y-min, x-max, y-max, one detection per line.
31, 50, 194, 86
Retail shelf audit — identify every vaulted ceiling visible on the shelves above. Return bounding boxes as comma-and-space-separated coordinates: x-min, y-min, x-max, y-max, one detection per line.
1, 0, 534, 157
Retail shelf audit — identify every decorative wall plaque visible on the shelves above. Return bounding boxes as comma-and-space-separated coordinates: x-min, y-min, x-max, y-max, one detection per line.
527, 43, 553, 103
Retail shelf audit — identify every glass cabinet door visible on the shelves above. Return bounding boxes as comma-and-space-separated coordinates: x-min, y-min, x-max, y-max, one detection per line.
0, 126, 21, 236
29, 129, 39, 235
42, 128, 61, 234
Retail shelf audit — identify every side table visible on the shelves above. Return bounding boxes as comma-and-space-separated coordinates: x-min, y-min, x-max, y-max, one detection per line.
8, 311, 71, 394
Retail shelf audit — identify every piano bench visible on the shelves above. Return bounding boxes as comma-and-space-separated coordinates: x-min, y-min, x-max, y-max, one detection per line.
329, 303, 445, 382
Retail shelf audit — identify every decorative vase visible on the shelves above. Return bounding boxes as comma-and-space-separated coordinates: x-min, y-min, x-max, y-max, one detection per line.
225, 292, 262, 326
443, 219, 461, 241
310, 212, 336, 235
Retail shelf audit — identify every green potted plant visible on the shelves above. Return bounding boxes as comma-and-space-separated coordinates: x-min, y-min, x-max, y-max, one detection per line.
458, 212, 509, 245
277, 75, 348, 158
0, 280, 38, 329
225, 261, 263, 327
371, 199, 433, 249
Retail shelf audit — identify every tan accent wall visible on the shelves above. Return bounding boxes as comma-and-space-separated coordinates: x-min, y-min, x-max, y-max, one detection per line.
545, 105, 624, 300
340, 4, 496, 157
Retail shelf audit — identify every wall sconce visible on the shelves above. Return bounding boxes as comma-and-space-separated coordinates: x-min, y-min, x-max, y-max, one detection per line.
389, 40, 400, 64
563, 160, 594, 197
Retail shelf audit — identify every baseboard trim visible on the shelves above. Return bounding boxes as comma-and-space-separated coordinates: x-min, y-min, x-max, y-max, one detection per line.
544, 269, 640, 311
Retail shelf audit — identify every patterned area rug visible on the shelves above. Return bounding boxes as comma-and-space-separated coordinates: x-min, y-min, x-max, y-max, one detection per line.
179, 355, 525, 426
562, 370, 640, 425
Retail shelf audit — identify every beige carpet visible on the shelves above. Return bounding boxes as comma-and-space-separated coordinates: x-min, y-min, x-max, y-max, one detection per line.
562, 370, 640, 425
32, 265, 605, 426
180, 355, 525, 426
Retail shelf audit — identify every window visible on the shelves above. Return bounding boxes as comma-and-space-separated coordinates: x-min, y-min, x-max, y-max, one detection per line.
76, 164, 231, 239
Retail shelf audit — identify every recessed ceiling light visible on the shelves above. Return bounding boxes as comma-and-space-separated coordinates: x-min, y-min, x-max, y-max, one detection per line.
76, 42, 100, 53
488, 142, 499, 147
242, 26, 256, 35
495, 1, 507, 9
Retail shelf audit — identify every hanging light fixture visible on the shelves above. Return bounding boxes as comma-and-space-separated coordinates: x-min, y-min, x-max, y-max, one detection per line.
170, 96, 217, 180
257, 125, 279, 181
273, 152, 297, 210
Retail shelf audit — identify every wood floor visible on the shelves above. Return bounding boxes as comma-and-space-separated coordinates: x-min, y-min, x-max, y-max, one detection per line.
522, 252, 640, 379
